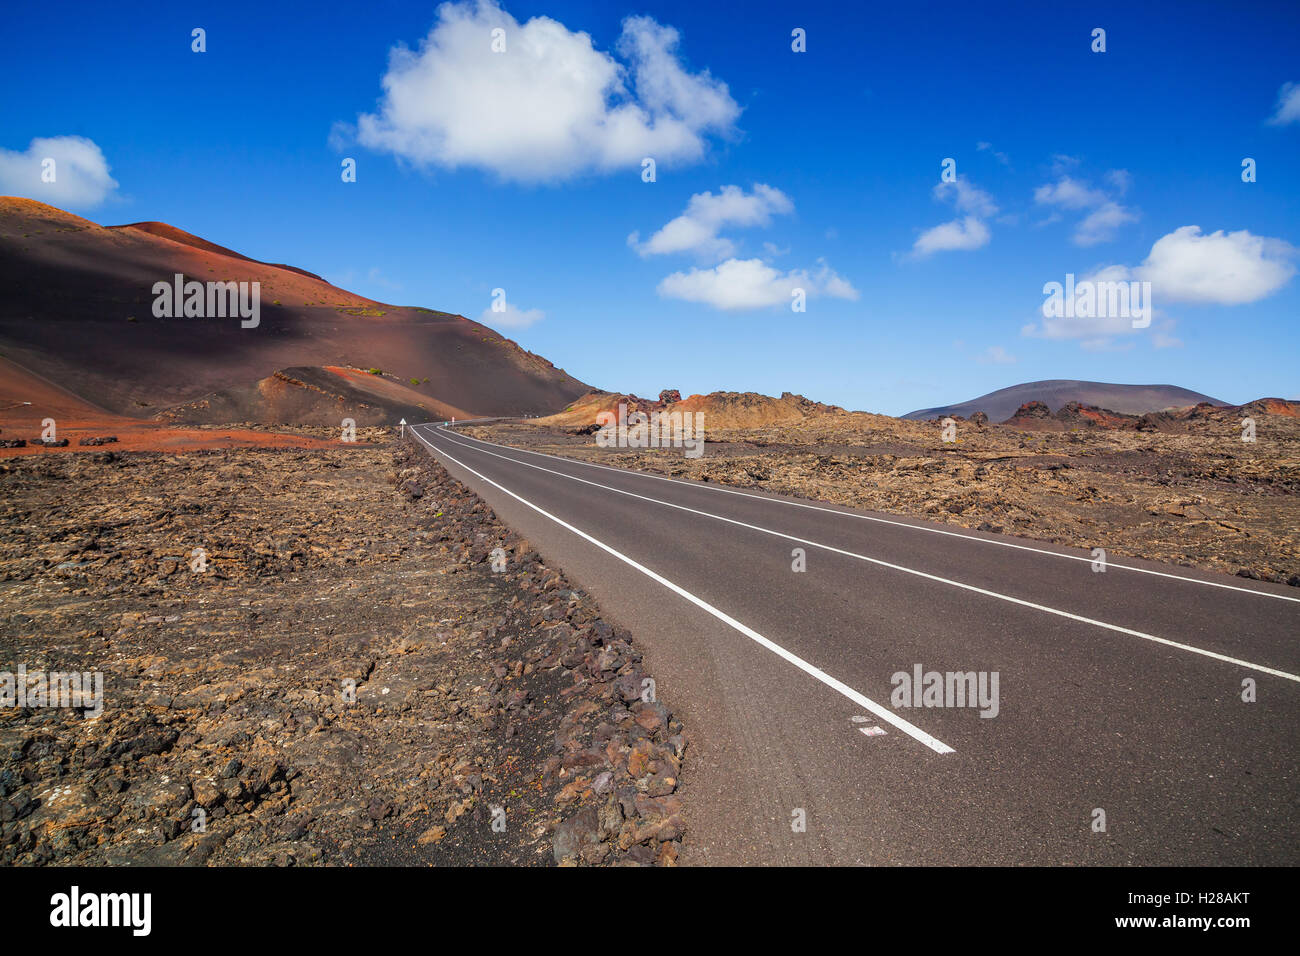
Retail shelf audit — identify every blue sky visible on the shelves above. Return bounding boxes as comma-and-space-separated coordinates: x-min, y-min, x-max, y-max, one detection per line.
2, 0, 1298, 414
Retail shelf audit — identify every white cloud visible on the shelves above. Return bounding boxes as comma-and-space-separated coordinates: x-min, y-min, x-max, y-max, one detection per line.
936, 178, 998, 217
480, 302, 544, 329
1135, 225, 1297, 304
1266, 81, 1300, 126
351, 1, 739, 182
911, 178, 997, 257
1022, 226, 1296, 347
0, 136, 118, 208
634, 182, 850, 307
1034, 176, 1108, 210
913, 216, 990, 255
1034, 171, 1135, 245
1075, 201, 1139, 246
656, 257, 857, 310
629, 183, 792, 258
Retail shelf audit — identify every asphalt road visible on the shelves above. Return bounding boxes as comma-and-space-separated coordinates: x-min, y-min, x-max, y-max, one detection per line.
410, 422, 1299, 866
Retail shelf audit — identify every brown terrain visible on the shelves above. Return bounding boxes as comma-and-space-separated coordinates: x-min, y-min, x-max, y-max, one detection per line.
0, 356, 347, 457
0, 439, 685, 865
467, 389, 1300, 586
538, 387, 841, 430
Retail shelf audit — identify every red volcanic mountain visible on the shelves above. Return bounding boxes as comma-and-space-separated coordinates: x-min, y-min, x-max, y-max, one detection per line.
0, 197, 589, 423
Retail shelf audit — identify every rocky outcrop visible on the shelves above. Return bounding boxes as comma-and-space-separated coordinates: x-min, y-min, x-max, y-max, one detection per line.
1054, 402, 1140, 429
1002, 400, 1052, 424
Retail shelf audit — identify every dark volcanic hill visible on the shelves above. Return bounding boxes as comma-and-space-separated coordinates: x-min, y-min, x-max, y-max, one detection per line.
902, 379, 1228, 422
0, 197, 590, 420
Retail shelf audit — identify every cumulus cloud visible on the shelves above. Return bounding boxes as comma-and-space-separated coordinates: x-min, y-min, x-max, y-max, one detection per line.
1033, 171, 1135, 245
628, 183, 792, 258
480, 302, 544, 329
1135, 225, 1297, 304
0, 136, 118, 208
1022, 226, 1296, 347
1266, 81, 1300, 125
656, 257, 857, 310
351, 1, 739, 182
633, 182, 852, 308
911, 178, 997, 257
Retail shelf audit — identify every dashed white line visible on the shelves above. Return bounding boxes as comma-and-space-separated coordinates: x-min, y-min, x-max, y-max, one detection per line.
422, 425, 1300, 684
409, 424, 956, 754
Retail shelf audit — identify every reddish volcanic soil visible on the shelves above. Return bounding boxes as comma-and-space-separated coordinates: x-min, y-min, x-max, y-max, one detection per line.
0, 197, 590, 420
321, 365, 474, 421
0, 357, 346, 457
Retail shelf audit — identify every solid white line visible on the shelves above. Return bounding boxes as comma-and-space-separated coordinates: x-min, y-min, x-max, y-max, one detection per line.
442, 423, 1300, 605
409, 425, 956, 754
423, 425, 1300, 684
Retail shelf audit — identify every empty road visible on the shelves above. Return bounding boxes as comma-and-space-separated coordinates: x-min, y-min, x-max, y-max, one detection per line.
411, 422, 1299, 865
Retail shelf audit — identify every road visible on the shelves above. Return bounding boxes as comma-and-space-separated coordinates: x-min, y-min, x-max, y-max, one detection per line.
410, 422, 1299, 865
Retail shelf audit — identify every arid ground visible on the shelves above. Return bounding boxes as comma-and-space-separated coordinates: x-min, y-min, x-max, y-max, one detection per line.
0, 437, 685, 866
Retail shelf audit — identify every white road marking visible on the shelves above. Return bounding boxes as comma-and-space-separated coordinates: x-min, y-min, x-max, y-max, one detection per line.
424, 425, 1300, 684
409, 425, 955, 755
443, 424, 1300, 605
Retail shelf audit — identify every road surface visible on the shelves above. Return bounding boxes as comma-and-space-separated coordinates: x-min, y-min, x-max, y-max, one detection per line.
411, 422, 1298, 865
